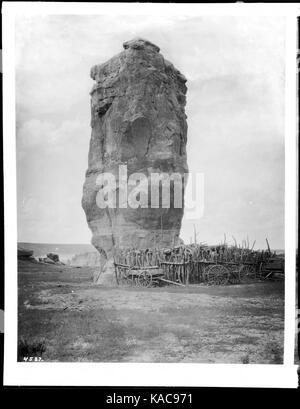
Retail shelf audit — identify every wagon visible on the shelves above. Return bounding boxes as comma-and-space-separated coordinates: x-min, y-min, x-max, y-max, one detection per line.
199, 261, 257, 285
114, 264, 165, 287
259, 257, 284, 280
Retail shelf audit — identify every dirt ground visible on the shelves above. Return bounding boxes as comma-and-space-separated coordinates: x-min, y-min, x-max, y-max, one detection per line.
18, 259, 284, 363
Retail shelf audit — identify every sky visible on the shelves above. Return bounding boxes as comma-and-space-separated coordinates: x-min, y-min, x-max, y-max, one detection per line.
15, 14, 285, 249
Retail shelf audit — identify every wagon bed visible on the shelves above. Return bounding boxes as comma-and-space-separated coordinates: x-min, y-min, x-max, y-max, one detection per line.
114, 264, 166, 287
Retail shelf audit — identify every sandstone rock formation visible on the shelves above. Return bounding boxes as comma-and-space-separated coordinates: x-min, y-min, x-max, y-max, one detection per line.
47, 253, 60, 263
18, 247, 34, 260
82, 38, 188, 284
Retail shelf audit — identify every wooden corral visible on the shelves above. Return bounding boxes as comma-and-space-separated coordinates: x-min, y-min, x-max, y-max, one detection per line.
113, 243, 284, 287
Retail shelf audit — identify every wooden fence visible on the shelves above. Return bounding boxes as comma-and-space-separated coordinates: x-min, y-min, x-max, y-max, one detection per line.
113, 244, 276, 285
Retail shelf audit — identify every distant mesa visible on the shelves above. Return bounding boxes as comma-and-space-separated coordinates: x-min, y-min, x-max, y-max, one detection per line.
17, 247, 34, 260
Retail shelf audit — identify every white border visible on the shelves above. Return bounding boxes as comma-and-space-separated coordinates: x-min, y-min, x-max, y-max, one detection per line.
284, 11, 297, 367
2, 2, 299, 387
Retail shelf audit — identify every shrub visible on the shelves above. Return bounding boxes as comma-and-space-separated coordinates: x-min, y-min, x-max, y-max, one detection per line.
18, 338, 46, 362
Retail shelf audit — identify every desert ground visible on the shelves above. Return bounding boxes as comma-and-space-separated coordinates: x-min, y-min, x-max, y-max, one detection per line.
18, 259, 284, 363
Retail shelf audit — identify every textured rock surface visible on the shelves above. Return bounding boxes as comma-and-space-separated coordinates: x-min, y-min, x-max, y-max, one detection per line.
47, 253, 60, 263
82, 38, 188, 283
18, 247, 34, 259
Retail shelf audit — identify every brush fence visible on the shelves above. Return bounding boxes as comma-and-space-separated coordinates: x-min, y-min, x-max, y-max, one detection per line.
113, 245, 273, 286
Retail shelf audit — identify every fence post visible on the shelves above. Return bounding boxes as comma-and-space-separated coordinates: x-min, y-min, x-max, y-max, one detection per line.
185, 254, 189, 285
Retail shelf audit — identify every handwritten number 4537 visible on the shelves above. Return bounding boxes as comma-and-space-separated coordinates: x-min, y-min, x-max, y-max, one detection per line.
23, 356, 43, 362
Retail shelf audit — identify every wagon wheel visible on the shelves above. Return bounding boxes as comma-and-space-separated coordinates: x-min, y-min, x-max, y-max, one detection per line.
206, 264, 230, 285
203, 264, 212, 283
137, 270, 153, 288
239, 264, 256, 283
123, 268, 136, 286
227, 265, 240, 284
